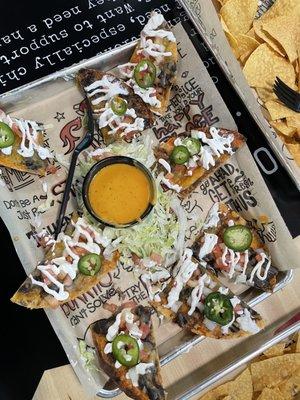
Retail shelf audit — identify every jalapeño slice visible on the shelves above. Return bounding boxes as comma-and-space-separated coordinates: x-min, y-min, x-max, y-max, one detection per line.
134, 60, 156, 89
111, 96, 127, 116
182, 137, 201, 156
204, 292, 233, 326
223, 225, 253, 252
0, 122, 15, 149
171, 145, 190, 165
112, 334, 139, 367
78, 253, 101, 276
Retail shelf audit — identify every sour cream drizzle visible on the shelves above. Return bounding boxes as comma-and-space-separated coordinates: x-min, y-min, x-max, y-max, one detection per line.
126, 363, 154, 387
85, 75, 129, 106
191, 127, 234, 170
203, 203, 220, 229
166, 249, 198, 311
188, 273, 210, 316
198, 233, 218, 259
30, 217, 110, 301
98, 103, 145, 137
0, 110, 52, 160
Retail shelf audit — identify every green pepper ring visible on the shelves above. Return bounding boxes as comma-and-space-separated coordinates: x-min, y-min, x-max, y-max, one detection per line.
223, 225, 253, 252
78, 253, 101, 276
170, 145, 191, 165
110, 96, 128, 116
204, 292, 234, 326
134, 60, 156, 89
182, 137, 201, 156
112, 334, 140, 367
0, 122, 15, 149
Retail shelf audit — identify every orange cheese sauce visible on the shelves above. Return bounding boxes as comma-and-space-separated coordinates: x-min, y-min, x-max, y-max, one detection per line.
88, 163, 152, 225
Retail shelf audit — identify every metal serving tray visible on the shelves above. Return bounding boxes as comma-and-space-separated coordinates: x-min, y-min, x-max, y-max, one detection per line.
0, 27, 295, 400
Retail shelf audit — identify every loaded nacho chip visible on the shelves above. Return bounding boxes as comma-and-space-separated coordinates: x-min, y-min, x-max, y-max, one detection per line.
119, 11, 178, 115
76, 68, 155, 144
11, 215, 119, 308
92, 303, 165, 400
0, 109, 53, 175
155, 126, 245, 196
192, 203, 278, 291
151, 248, 264, 339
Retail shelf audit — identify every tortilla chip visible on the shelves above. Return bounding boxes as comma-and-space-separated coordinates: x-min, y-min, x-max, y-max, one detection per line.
199, 368, 252, 400
253, 0, 299, 43
250, 354, 300, 392
278, 368, 300, 399
255, 87, 276, 102
286, 115, 300, 129
220, 0, 257, 36
263, 343, 286, 358
256, 387, 285, 400
270, 120, 297, 137
243, 43, 296, 88
219, 15, 240, 58
237, 34, 260, 60
265, 100, 299, 120
262, 7, 300, 63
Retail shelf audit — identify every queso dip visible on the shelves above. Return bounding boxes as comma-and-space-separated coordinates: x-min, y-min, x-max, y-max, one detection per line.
88, 163, 153, 225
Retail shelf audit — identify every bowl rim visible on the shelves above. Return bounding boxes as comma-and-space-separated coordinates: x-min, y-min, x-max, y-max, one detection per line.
82, 155, 157, 228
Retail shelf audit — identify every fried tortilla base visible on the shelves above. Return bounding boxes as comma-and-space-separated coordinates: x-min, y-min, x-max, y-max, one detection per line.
192, 202, 278, 291
151, 265, 264, 339
11, 251, 119, 309
76, 68, 155, 144
91, 309, 165, 400
0, 132, 47, 175
130, 38, 178, 115
155, 127, 245, 197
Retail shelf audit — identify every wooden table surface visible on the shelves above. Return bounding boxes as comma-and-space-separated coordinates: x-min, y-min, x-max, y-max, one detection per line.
33, 269, 300, 400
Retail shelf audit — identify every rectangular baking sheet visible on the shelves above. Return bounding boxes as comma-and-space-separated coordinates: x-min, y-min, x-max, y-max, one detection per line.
179, 0, 300, 191
0, 21, 297, 399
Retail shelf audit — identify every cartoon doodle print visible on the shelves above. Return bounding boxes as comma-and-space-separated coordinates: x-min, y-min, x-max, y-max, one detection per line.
248, 218, 277, 243
73, 99, 88, 117
60, 117, 82, 155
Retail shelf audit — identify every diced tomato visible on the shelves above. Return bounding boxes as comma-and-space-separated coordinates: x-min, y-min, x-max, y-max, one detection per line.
139, 322, 151, 339
132, 253, 142, 266
234, 304, 243, 313
71, 246, 88, 256
255, 253, 263, 262
173, 164, 186, 175
46, 164, 59, 175
165, 172, 174, 180
150, 253, 163, 265
139, 349, 150, 362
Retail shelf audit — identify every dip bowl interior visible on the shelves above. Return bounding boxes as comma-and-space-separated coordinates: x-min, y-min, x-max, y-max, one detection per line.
82, 156, 157, 228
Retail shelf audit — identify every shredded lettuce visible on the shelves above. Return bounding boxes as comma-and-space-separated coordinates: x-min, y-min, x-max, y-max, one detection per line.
102, 187, 185, 268
79, 132, 156, 177
78, 339, 99, 372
